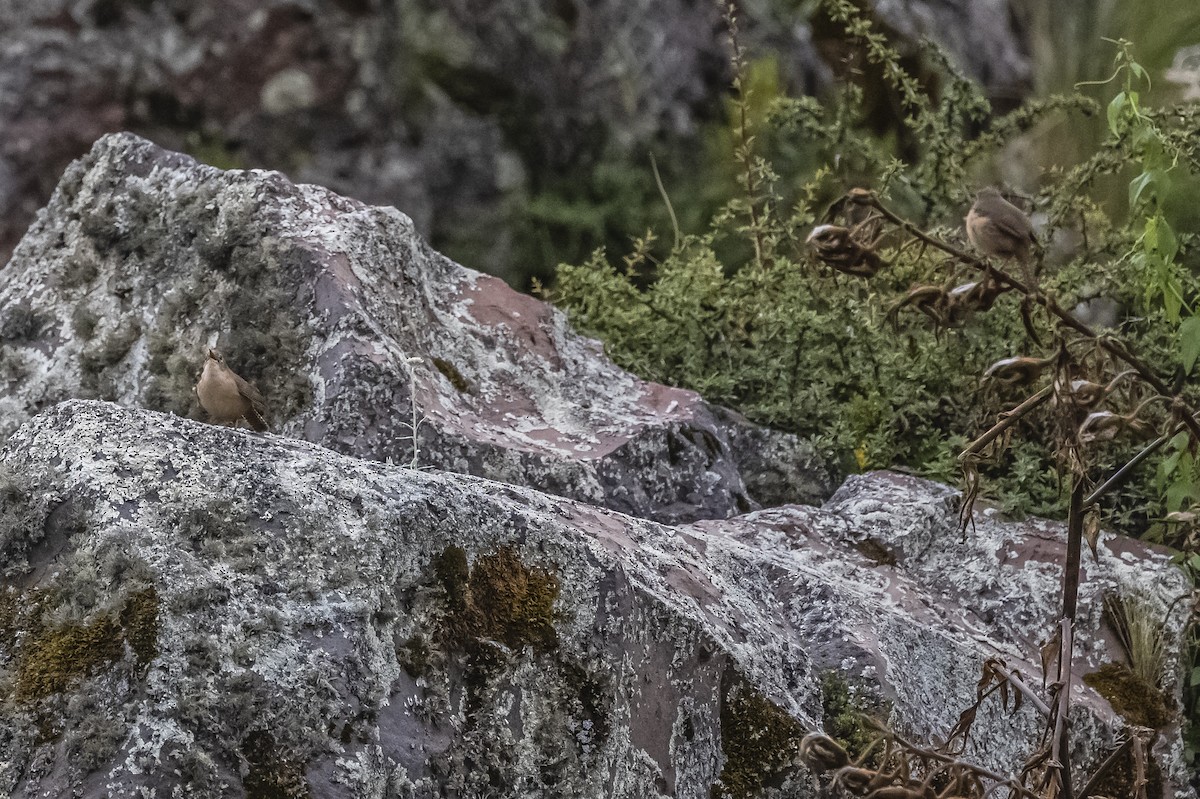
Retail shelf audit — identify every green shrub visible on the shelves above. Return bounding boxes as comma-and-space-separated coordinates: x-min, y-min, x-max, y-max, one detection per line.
551, 2, 1200, 536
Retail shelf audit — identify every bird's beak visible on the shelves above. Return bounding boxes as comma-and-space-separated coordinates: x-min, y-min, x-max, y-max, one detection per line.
207, 348, 219, 360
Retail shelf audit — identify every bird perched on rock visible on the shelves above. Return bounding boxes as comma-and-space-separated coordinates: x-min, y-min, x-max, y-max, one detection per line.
966, 187, 1038, 286
196, 348, 269, 431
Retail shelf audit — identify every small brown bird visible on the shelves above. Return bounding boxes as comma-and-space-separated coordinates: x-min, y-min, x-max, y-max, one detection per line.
966, 187, 1036, 263
196, 348, 269, 431
965, 187, 1042, 305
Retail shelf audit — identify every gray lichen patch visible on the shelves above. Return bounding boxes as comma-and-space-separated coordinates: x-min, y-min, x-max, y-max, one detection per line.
0, 134, 315, 439
386, 543, 614, 791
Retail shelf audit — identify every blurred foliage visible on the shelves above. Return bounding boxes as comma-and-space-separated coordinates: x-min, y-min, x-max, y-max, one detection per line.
549, 0, 1200, 536
374, 0, 1200, 291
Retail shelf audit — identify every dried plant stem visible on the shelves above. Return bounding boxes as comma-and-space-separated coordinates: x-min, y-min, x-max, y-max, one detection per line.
1049, 479, 1086, 799
1002, 667, 1052, 718
1085, 413, 1200, 504
879, 729, 1045, 799
649, 152, 681, 250
721, 0, 766, 269
959, 386, 1053, 460
1050, 616, 1076, 799
1075, 736, 1132, 799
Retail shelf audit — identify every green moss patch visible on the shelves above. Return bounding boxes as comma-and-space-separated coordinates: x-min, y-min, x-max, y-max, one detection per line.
713, 668, 806, 799
240, 729, 312, 799
432, 357, 475, 394
436, 545, 560, 652
1084, 661, 1172, 729
820, 670, 884, 764
411, 545, 614, 761
11, 587, 159, 703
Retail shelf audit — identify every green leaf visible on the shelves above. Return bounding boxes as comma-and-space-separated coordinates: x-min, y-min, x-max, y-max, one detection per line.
1166, 284, 1183, 324
1191, 666, 1200, 685
1130, 171, 1156, 209
1107, 92, 1128, 134
1162, 446, 1184, 478
1144, 214, 1159, 248
1180, 315, 1200, 372
1166, 471, 1200, 511
1156, 214, 1178, 260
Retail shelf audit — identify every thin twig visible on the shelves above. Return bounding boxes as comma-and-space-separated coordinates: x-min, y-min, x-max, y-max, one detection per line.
649, 152, 681, 250
878, 728, 1045, 799
722, 0, 766, 268
1076, 737, 1132, 799
959, 386, 1054, 460
1085, 413, 1200, 504
1002, 667, 1052, 718
1049, 617, 1076, 799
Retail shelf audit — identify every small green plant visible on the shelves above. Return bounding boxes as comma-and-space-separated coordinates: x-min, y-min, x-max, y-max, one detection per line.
403, 356, 427, 468
1103, 592, 1170, 689
713, 668, 806, 799
820, 671, 885, 762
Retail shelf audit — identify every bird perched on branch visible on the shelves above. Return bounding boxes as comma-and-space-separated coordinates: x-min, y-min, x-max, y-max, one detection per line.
966, 187, 1038, 286
196, 348, 269, 431
966, 187, 1036, 262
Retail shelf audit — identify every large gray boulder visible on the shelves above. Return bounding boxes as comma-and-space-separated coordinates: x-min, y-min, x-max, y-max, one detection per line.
0, 136, 1192, 798
0, 401, 1190, 797
0, 132, 830, 525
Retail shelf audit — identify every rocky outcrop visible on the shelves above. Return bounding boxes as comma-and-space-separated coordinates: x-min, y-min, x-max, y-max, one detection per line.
0, 401, 1191, 798
0, 0, 1035, 279
0, 136, 1192, 798
0, 133, 830, 524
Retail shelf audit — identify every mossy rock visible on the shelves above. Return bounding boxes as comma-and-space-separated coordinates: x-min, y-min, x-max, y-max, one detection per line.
712, 667, 806, 799
820, 670, 885, 763
1083, 661, 1173, 729
431, 356, 474, 394
240, 729, 311, 799
436, 544, 560, 652
10, 587, 159, 703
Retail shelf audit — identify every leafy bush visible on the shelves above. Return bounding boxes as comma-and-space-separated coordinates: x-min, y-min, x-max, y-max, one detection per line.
550, 1, 1200, 537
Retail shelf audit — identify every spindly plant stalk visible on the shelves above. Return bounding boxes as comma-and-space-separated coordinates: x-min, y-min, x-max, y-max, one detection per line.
808, 186, 1197, 797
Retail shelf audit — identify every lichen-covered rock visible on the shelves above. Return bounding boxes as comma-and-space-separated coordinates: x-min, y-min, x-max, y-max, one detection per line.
0, 401, 1192, 797
0, 132, 830, 524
